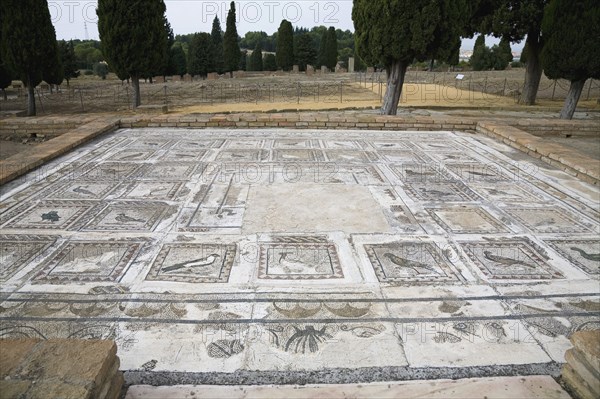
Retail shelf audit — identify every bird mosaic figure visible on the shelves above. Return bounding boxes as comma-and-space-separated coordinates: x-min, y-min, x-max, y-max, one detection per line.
115, 213, 146, 224
383, 252, 439, 275
163, 254, 220, 273
73, 186, 96, 197
483, 250, 537, 269
570, 247, 600, 262
41, 211, 61, 223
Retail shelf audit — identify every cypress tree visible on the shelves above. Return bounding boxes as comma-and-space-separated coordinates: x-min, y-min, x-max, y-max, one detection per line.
223, 2, 240, 77
249, 43, 263, 72
325, 27, 338, 70
541, 0, 600, 119
59, 40, 80, 86
499, 37, 513, 63
353, 0, 467, 115
294, 33, 317, 71
276, 20, 294, 71
470, 35, 489, 71
97, 0, 168, 108
1, 0, 59, 116
317, 30, 328, 68
0, 38, 12, 100
239, 50, 248, 71
520, 42, 529, 65
263, 54, 277, 71
188, 33, 213, 79
211, 16, 224, 74
170, 42, 187, 78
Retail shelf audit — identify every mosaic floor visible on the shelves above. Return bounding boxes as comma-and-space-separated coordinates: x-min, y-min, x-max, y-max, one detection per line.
1, 128, 598, 381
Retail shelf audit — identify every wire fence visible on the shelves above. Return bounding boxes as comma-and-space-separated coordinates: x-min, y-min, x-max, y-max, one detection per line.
355, 70, 600, 103
1, 71, 599, 115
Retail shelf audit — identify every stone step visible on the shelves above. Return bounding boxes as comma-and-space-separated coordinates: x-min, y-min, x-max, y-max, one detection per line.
125, 376, 570, 399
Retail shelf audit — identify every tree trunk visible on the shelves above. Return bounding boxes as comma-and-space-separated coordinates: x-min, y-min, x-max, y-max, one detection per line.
26, 80, 36, 117
132, 75, 141, 108
381, 61, 407, 115
560, 79, 586, 120
429, 59, 435, 72
1, 89, 6, 101
519, 34, 543, 105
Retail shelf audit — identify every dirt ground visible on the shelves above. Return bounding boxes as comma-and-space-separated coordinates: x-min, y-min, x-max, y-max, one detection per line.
1, 70, 598, 116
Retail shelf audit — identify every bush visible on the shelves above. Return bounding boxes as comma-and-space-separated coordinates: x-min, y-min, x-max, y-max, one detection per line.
93, 62, 109, 79
83, 70, 94, 75
511, 61, 524, 68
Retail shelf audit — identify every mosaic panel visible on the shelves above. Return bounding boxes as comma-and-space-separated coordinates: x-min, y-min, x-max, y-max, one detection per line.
76, 163, 140, 181
33, 241, 143, 283
470, 182, 547, 204
403, 182, 480, 202
377, 150, 429, 164
179, 207, 245, 231
272, 149, 325, 162
215, 150, 268, 162
172, 139, 225, 149
2, 201, 97, 231
504, 207, 595, 234
145, 243, 237, 283
545, 239, 600, 275
459, 240, 564, 280
134, 163, 200, 180
115, 181, 187, 201
258, 236, 343, 280
364, 242, 460, 283
42, 181, 117, 201
370, 141, 412, 150
83, 202, 171, 232
126, 139, 173, 150
0, 235, 57, 282
322, 140, 367, 149
324, 150, 378, 163
272, 139, 315, 149
225, 139, 266, 149
446, 163, 510, 182
107, 149, 156, 161
426, 207, 510, 234
159, 149, 208, 161
389, 164, 452, 183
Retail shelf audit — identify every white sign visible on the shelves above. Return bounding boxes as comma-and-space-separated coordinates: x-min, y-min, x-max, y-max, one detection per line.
456, 74, 465, 80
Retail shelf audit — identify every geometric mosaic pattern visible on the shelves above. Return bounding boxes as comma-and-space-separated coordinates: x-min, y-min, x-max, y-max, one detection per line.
545, 239, 600, 275
33, 241, 144, 283
504, 207, 595, 234
258, 236, 343, 280
0, 235, 56, 282
1, 127, 598, 376
426, 207, 510, 234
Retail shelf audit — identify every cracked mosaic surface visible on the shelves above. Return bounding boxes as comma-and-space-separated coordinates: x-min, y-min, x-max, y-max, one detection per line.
0, 128, 598, 375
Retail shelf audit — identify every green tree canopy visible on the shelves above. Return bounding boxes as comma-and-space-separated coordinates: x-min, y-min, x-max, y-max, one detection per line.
294, 33, 317, 71
317, 30, 328, 68
169, 42, 187, 78
59, 40, 80, 85
276, 20, 294, 71
211, 16, 224, 74
97, 0, 168, 107
1, 0, 59, 115
263, 54, 277, 71
249, 43, 263, 72
353, 0, 467, 115
188, 33, 213, 78
223, 2, 240, 76
541, 0, 600, 119
324, 27, 338, 70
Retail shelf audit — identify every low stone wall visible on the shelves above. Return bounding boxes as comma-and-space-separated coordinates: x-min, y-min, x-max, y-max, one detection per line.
0, 115, 98, 140
510, 119, 600, 138
562, 330, 599, 399
119, 112, 478, 131
0, 339, 124, 399
477, 122, 599, 185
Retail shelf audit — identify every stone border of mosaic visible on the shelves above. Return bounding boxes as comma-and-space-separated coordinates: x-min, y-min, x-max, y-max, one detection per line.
1, 113, 598, 186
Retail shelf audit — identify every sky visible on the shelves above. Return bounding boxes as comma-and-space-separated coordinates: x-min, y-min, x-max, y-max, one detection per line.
49, 0, 521, 51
